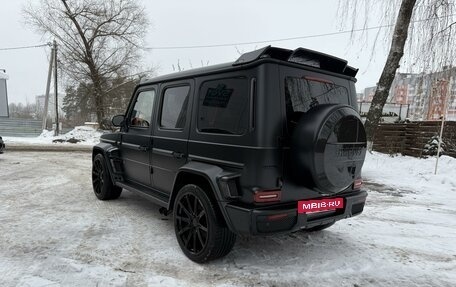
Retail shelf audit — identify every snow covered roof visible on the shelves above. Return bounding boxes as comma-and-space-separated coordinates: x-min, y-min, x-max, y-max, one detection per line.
0, 70, 8, 80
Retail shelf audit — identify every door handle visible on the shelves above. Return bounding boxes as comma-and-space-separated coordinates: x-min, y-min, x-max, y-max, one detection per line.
138, 145, 150, 152
172, 151, 185, 159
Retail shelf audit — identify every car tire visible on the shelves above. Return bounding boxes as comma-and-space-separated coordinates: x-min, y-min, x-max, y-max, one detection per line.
92, 153, 122, 200
303, 222, 335, 232
173, 184, 236, 263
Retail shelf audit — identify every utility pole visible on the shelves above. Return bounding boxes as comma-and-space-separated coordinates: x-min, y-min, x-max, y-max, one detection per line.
42, 43, 54, 130
53, 40, 59, 136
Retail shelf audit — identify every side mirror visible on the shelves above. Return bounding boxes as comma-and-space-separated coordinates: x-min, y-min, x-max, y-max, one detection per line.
112, 114, 125, 127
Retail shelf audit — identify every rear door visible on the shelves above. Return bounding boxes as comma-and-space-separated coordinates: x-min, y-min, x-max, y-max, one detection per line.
120, 86, 157, 187
152, 80, 193, 194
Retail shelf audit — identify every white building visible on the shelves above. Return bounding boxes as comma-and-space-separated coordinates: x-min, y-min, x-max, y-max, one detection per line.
0, 69, 8, 117
35, 93, 65, 118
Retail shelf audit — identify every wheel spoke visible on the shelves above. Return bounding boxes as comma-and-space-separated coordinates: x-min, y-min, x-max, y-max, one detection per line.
185, 195, 193, 214
93, 182, 99, 191
199, 226, 208, 233
192, 231, 197, 252
196, 229, 205, 248
184, 229, 192, 248
178, 225, 192, 236
193, 196, 198, 215
178, 202, 192, 218
176, 215, 191, 224
94, 160, 100, 170
197, 210, 206, 220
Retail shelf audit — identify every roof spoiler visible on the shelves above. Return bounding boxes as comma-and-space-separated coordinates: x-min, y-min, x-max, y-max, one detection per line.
233, 46, 358, 78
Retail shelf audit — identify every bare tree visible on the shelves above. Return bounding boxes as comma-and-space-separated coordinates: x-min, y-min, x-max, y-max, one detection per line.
340, 0, 456, 142
24, 0, 149, 127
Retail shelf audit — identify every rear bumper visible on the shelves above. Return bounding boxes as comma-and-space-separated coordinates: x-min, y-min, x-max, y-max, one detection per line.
224, 190, 367, 236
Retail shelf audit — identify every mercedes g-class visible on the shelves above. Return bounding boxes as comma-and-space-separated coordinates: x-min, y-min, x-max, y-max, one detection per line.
91, 46, 367, 262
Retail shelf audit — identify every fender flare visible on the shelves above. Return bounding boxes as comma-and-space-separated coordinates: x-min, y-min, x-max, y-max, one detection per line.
92, 143, 120, 184
169, 161, 240, 232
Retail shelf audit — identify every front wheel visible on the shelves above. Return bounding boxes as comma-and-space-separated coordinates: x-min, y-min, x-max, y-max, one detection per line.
92, 153, 122, 200
173, 184, 236, 263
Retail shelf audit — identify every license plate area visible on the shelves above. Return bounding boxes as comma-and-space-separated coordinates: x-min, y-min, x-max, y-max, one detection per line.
298, 198, 344, 214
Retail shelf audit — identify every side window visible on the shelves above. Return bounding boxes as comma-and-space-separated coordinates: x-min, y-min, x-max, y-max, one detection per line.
198, 78, 249, 135
160, 86, 190, 129
130, 90, 155, 128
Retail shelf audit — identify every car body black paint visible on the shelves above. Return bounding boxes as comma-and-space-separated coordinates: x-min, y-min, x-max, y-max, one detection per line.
93, 46, 367, 245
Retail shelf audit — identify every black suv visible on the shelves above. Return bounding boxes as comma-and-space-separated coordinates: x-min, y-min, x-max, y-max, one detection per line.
0, 136, 4, 153
92, 46, 367, 262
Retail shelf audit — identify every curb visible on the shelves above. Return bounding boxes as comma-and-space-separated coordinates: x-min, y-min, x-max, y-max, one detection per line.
5, 144, 93, 152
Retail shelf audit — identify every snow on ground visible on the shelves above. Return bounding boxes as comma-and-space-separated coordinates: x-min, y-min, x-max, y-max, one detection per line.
0, 151, 455, 286
3, 126, 103, 146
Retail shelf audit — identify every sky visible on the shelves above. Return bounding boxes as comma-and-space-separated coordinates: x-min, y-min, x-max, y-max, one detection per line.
0, 0, 390, 104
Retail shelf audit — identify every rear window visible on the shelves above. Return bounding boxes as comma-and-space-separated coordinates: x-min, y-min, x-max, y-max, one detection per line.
198, 78, 249, 135
285, 76, 350, 114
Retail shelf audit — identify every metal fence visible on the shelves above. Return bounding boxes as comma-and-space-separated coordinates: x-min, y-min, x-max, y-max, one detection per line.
0, 118, 42, 137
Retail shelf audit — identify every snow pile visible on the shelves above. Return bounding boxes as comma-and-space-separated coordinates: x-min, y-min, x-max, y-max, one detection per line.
4, 126, 104, 146
53, 126, 104, 145
37, 129, 55, 139
363, 152, 456, 200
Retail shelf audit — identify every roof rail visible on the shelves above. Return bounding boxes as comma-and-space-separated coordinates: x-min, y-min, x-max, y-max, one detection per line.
233, 46, 358, 77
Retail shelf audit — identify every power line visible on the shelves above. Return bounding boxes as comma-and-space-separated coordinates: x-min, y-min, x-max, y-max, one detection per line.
1, 13, 455, 52
143, 14, 456, 50
0, 43, 50, 51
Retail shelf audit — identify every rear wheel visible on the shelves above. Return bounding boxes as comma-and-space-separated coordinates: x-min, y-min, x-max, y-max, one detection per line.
173, 184, 236, 263
92, 153, 122, 200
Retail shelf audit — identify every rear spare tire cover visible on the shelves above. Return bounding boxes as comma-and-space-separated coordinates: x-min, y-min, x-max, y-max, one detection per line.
290, 104, 366, 194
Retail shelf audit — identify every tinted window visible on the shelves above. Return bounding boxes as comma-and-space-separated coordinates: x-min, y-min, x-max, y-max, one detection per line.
130, 90, 155, 127
160, 86, 190, 129
285, 76, 349, 114
198, 78, 249, 135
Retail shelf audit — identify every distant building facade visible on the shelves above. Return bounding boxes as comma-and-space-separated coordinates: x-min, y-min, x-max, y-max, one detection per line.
35, 94, 65, 118
360, 68, 456, 121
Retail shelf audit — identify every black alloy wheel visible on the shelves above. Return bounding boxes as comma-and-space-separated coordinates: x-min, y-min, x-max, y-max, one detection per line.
92, 153, 122, 200
175, 192, 209, 255
92, 156, 104, 196
174, 185, 236, 263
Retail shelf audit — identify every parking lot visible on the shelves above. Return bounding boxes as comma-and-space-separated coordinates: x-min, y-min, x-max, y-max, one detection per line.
0, 151, 455, 286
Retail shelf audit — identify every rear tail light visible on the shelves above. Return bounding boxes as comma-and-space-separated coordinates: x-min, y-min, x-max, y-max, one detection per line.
254, 189, 282, 203
353, 178, 363, 190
